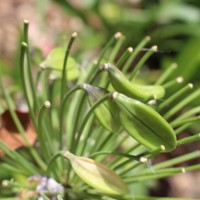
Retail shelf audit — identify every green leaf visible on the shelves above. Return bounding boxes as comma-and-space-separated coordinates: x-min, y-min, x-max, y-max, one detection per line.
40, 47, 80, 80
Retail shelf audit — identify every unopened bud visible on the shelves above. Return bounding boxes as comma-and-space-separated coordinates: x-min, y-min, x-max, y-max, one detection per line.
64, 151, 129, 196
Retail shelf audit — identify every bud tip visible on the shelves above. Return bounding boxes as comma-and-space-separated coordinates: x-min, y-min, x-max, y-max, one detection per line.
160, 145, 166, 151
49, 73, 57, 81
72, 32, 77, 38
39, 64, 46, 70
111, 92, 118, 100
127, 47, 133, 53
151, 45, 158, 52
188, 83, 193, 89
24, 19, 29, 24
181, 167, 186, 173
93, 60, 98, 65
44, 100, 51, 108
2, 180, 9, 187
176, 76, 184, 83
140, 157, 148, 163
82, 83, 88, 90
148, 99, 157, 105
171, 63, 178, 69
146, 35, 151, 41
115, 32, 122, 39
101, 63, 110, 71
22, 42, 28, 47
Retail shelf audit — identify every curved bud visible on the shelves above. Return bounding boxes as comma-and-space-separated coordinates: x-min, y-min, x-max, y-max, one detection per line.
102, 63, 165, 101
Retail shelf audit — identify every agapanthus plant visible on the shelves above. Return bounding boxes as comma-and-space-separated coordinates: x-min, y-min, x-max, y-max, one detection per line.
0, 20, 200, 200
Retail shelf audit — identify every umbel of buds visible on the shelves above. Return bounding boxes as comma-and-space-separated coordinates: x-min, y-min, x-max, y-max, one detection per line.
63, 151, 130, 196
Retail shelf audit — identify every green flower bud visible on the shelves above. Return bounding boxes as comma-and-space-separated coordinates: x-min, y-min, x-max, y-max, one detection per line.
112, 92, 176, 152
101, 63, 165, 101
84, 84, 120, 132
64, 151, 129, 196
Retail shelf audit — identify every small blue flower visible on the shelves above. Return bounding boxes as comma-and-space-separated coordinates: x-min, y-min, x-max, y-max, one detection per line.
28, 175, 64, 200
46, 178, 64, 193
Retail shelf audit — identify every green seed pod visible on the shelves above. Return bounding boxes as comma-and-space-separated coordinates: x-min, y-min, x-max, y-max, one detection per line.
64, 151, 129, 196
83, 84, 120, 132
112, 92, 176, 152
101, 63, 165, 101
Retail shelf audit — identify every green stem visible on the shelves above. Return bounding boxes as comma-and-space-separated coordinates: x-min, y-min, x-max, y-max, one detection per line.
164, 87, 200, 120
125, 164, 200, 183
143, 151, 200, 170
98, 33, 125, 88
93, 132, 115, 154
0, 163, 29, 176
175, 106, 200, 120
171, 116, 200, 128
82, 126, 106, 154
177, 134, 200, 146
23, 20, 39, 112
59, 84, 84, 149
88, 129, 128, 164
159, 83, 193, 112
91, 151, 143, 161
175, 123, 193, 135
116, 47, 133, 67
71, 93, 111, 154
67, 93, 112, 183
96, 32, 121, 66
0, 72, 46, 171
20, 42, 38, 128
116, 150, 160, 173
162, 76, 184, 90
37, 101, 54, 161
68, 70, 101, 151
155, 63, 178, 85
129, 45, 157, 80
119, 147, 163, 176
0, 141, 39, 174
108, 144, 141, 168
60, 32, 77, 102
46, 151, 64, 175
110, 33, 125, 63
123, 35, 151, 73
77, 116, 94, 156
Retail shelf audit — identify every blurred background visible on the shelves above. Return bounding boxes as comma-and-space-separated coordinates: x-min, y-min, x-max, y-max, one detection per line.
0, 0, 200, 198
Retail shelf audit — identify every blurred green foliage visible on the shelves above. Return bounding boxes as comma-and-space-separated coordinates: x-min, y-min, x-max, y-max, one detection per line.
0, 1, 200, 198
51, 0, 200, 83
1, 0, 200, 92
